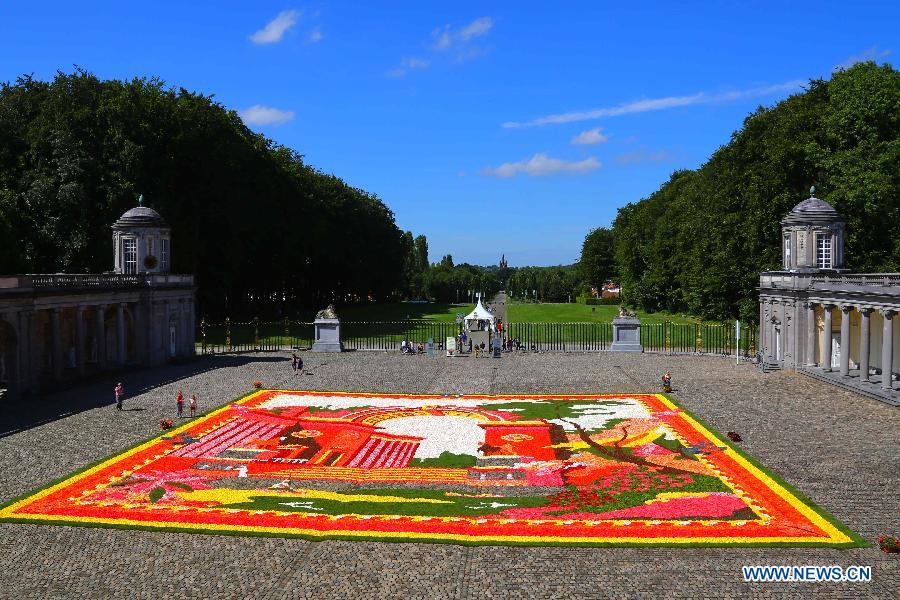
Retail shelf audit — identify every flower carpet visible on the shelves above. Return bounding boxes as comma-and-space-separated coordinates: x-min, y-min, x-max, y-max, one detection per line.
0, 390, 864, 547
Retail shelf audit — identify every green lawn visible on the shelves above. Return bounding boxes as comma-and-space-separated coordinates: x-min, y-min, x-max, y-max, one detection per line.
198, 301, 754, 353
337, 302, 470, 322
506, 301, 699, 324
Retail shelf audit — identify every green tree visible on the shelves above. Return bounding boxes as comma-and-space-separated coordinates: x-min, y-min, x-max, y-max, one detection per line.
578, 227, 617, 290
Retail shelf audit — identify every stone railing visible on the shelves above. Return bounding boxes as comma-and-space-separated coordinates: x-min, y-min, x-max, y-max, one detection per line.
31, 274, 142, 289
809, 273, 900, 287
0, 273, 194, 293
761, 271, 900, 290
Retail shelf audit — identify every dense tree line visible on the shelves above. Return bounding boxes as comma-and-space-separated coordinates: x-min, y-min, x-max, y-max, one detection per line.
506, 265, 581, 303
577, 62, 898, 323
421, 255, 501, 303
0, 70, 416, 319
415, 258, 583, 304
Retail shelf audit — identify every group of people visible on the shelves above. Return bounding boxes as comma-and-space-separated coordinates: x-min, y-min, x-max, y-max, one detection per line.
113, 382, 198, 418
400, 340, 425, 354
175, 390, 199, 418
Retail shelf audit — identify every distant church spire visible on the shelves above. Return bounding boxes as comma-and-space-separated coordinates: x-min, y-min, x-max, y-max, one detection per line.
500, 254, 508, 269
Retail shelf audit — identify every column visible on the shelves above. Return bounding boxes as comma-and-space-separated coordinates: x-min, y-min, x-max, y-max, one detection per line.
116, 303, 126, 365
50, 308, 63, 380
858, 308, 871, 383
839, 305, 851, 376
150, 300, 162, 363
16, 312, 28, 393
882, 309, 894, 391
805, 302, 817, 366
761, 300, 770, 360
75, 306, 86, 376
822, 305, 833, 371
95, 305, 107, 369
188, 298, 196, 356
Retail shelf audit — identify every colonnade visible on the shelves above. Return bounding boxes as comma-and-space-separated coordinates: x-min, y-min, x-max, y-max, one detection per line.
50, 302, 132, 378
803, 302, 895, 390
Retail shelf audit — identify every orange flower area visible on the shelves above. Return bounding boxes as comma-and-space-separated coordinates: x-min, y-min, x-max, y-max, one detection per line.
0, 390, 863, 547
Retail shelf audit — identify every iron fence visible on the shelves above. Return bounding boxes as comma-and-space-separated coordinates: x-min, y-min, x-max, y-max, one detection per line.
198, 318, 314, 354
640, 322, 756, 356
506, 322, 612, 351
197, 319, 756, 357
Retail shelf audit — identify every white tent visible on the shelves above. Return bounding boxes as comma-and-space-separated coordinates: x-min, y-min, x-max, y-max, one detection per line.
463, 295, 496, 331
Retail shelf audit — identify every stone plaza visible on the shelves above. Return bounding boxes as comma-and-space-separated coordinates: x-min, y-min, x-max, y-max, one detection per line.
1, 351, 896, 599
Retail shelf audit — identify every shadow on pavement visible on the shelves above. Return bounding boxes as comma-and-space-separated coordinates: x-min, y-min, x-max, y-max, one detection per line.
0, 354, 287, 438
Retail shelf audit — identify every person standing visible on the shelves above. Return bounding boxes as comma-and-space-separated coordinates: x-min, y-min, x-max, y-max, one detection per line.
114, 382, 124, 411
189, 394, 198, 417
176, 390, 184, 418
291, 353, 299, 373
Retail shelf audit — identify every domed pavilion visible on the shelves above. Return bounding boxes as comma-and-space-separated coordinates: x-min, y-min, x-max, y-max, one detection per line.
0, 196, 196, 400
758, 188, 899, 405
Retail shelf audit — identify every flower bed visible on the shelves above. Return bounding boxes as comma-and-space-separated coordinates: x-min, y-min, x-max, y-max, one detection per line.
0, 390, 864, 548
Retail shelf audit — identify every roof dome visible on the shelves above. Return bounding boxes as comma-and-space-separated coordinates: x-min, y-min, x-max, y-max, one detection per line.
112, 205, 169, 229
781, 190, 843, 226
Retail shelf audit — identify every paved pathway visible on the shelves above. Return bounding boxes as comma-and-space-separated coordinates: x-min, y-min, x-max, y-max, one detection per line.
1, 352, 897, 599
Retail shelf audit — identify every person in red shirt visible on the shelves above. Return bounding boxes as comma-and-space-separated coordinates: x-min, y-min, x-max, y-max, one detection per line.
114, 383, 124, 411
176, 390, 184, 418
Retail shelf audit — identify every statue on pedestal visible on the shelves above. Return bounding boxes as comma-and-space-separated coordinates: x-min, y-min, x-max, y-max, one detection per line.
312, 304, 342, 352
316, 304, 338, 319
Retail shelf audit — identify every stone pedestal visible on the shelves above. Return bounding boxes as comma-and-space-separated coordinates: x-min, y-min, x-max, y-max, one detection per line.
610, 317, 642, 352
312, 318, 343, 352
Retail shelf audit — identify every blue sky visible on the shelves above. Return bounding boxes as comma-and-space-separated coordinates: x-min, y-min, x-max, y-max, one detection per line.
1, 1, 897, 267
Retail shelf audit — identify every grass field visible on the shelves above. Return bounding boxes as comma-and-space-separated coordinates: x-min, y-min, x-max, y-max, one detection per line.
506, 301, 699, 325
198, 301, 756, 353
337, 302, 470, 322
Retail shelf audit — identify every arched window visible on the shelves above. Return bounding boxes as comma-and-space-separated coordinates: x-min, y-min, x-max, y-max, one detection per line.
783, 235, 791, 269
123, 238, 137, 274
160, 238, 170, 271
815, 233, 832, 269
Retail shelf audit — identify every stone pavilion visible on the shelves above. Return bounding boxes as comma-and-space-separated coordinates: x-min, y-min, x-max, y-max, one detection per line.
0, 201, 196, 400
758, 190, 899, 405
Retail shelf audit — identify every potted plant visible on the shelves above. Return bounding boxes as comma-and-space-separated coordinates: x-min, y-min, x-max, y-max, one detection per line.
879, 535, 899, 553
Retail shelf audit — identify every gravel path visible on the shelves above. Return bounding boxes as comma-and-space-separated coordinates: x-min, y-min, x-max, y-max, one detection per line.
1, 351, 897, 599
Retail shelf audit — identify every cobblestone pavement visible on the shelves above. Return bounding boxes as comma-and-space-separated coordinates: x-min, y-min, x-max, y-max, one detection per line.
1, 352, 897, 599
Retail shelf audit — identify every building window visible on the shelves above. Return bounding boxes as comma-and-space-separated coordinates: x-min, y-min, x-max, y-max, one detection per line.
161, 238, 170, 271
123, 238, 137, 274
783, 235, 791, 269
816, 233, 832, 269
147, 236, 155, 259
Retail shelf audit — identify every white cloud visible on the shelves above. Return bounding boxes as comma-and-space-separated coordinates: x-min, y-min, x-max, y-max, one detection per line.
571, 128, 609, 145
250, 10, 300, 44
459, 17, 493, 42
308, 27, 323, 43
432, 26, 453, 50
239, 105, 296, 126
502, 80, 804, 128
432, 16, 493, 50
388, 57, 430, 78
833, 46, 891, 71
614, 148, 676, 165
481, 153, 601, 178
